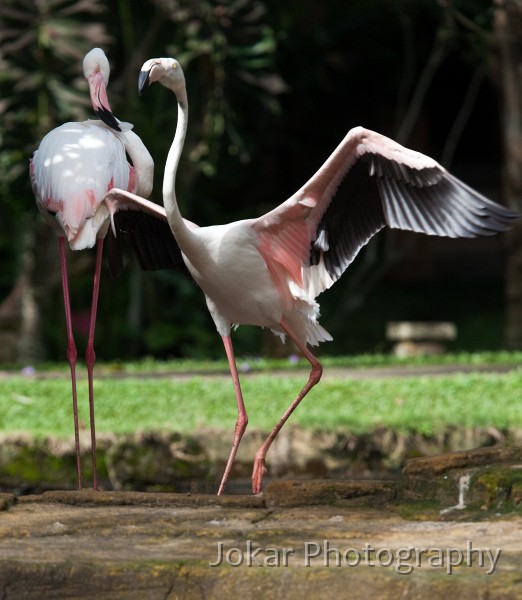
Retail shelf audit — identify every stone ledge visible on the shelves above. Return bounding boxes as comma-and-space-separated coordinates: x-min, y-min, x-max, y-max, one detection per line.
0, 445, 519, 517
2, 426, 516, 494
2, 445, 522, 518
1, 483, 521, 599
1, 446, 522, 597
264, 479, 399, 507
403, 445, 522, 475
18, 489, 264, 509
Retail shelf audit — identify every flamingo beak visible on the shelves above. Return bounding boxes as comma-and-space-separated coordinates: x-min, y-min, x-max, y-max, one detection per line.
138, 68, 151, 96
88, 71, 121, 132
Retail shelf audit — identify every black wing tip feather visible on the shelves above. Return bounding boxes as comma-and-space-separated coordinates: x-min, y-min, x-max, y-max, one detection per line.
369, 153, 519, 227
370, 156, 519, 238
309, 151, 520, 284
445, 172, 519, 235
108, 210, 194, 281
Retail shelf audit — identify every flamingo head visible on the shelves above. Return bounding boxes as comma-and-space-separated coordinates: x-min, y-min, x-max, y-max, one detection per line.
83, 48, 121, 132
138, 58, 186, 101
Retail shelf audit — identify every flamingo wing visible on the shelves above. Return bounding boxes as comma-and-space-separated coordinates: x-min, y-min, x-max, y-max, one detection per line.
254, 126, 518, 298
102, 189, 194, 280
30, 121, 133, 250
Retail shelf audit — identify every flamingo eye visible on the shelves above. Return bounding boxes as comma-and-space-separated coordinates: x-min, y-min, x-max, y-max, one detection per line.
171, 61, 177, 70
47, 209, 57, 217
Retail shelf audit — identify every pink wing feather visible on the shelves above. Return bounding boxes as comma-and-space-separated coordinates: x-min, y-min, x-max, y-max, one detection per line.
251, 126, 514, 301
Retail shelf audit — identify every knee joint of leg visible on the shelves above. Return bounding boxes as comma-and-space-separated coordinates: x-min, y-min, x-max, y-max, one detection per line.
311, 362, 323, 382
236, 414, 248, 433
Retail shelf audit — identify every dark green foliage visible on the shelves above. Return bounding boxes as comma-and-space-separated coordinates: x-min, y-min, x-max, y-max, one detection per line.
0, 0, 507, 361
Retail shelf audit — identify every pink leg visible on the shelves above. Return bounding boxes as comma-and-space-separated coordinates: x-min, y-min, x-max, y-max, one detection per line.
59, 237, 82, 491
217, 335, 248, 495
251, 319, 323, 494
85, 238, 103, 490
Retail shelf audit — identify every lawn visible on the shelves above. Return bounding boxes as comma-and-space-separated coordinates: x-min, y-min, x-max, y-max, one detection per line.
1, 352, 521, 438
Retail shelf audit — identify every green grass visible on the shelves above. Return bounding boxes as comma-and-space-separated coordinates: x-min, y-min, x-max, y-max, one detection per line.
1, 358, 522, 438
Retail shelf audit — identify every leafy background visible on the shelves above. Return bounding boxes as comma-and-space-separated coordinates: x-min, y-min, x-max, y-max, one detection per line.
0, 0, 512, 362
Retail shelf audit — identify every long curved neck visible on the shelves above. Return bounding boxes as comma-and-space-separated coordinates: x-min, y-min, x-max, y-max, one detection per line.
163, 89, 190, 240
122, 130, 154, 198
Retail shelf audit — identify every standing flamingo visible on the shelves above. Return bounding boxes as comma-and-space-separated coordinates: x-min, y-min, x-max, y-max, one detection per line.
100, 57, 517, 495
30, 48, 154, 490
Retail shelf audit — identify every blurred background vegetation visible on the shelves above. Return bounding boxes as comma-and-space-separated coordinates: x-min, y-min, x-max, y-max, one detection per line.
0, 0, 521, 363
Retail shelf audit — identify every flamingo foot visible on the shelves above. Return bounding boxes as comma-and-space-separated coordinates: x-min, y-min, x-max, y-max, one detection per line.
252, 454, 267, 495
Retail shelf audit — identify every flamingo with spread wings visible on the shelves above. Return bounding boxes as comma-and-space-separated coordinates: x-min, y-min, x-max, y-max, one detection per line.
30, 48, 154, 490
101, 57, 517, 495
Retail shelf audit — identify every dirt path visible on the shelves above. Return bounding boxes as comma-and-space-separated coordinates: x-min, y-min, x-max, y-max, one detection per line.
1, 361, 520, 388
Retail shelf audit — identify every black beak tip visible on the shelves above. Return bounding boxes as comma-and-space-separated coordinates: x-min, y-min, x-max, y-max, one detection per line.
95, 108, 121, 132
138, 69, 151, 97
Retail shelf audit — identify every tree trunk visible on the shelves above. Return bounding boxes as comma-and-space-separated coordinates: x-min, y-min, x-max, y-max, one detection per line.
0, 219, 61, 364
494, 0, 522, 348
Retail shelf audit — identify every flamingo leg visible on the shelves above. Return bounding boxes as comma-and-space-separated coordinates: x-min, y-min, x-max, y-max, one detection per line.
217, 335, 248, 495
59, 237, 82, 491
251, 319, 323, 495
85, 238, 103, 490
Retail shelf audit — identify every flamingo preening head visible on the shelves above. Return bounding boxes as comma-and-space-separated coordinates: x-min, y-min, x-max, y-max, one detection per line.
83, 48, 121, 132
102, 57, 518, 495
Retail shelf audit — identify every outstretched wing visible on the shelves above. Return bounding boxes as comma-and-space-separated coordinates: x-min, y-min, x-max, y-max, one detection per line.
102, 189, 193, 280
254, 126, 518, 298
309, 152, 515, 281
